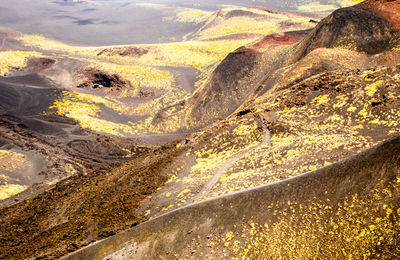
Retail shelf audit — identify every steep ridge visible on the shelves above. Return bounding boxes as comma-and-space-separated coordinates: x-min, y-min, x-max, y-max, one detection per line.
289, 0, 400, 63
153, 0, 400, 132
64, 135, 400, 259
152, 30, 309, 131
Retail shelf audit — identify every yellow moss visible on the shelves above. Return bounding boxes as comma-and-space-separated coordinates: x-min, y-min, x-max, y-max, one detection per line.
312, 94, 330, 105
0, 150, 29, 172
0, 51, 41, 76
347, 106, 357, 112
365, 80, 382, 97
0, 184, 26, 200
173, 9, 212, 24
233, 123, 257, 136
51, 91, 144, 136
178, 189, 191, 198
286, 150, 298, 157
225, 231, 235, 242
84, 61, 175, 98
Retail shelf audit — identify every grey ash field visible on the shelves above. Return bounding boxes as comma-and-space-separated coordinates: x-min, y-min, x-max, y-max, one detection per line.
1, 0, 400, 259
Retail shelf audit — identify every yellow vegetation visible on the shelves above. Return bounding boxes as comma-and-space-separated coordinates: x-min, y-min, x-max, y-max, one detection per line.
19, 33, 80, 52
312, 94, 330, 105
196, 8, 314, 40
0, 150, 29, 172
365, 80, 382, 97
83, 60, 175, 97
237, 178, 399, 259
198, 17, 279, 39
0, 184, 26, 200
171, 9, 212, 24
0, 51, 41, 76
50, 91, 149, 136
99, 39, 256, 70
232, 123, 257, 136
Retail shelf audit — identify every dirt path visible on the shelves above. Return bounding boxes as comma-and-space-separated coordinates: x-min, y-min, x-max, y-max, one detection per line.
192, 129, 270, 202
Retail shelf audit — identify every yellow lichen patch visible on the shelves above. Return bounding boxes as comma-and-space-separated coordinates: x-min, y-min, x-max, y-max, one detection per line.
312, 94, 330, 105
198, 16, 279, 39
236, 178, 399, 259
232, 123, 257, 136
326, 114, 342, 122
0, 184, 26, 200
51, 91, 147, 136
347, 106, 357, 112
196, 7, 314, 40
18, 33, 93, 54
0, 51, 41, 76
84, 60, 175, 97
225, 231, 235, 242
162, 204, 175, 211
333, 94, 348, 108
178, 189, 191, 198
365, 80, 382, 97
286, 149, 298, 157
168, 8, 212, 24
190, 141, 259, 177
98, 39, 257, 71
0, 150, 30, 172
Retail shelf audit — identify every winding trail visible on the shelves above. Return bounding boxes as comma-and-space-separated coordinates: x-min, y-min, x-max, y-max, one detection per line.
192, 129, 271, 202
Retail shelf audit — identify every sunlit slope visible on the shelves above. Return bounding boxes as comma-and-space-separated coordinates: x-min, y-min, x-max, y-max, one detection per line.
0, 6, 317, 138
0, 5, 317, 201
65, 135, 400, 259
289, 0, 400, 63
135, 62, 400, 219
152, 0, 400, 132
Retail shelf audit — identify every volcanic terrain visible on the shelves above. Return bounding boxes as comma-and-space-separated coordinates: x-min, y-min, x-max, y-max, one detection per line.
0, 0, 400, 259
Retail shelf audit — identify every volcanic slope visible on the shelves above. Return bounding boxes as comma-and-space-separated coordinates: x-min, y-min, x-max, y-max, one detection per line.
152, 0, 400, 132
64, 0, 400, 258
0, 6, 318, 258
0, 6, 317, 202
66, 134, 400, 260
1, 1, 400, 259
